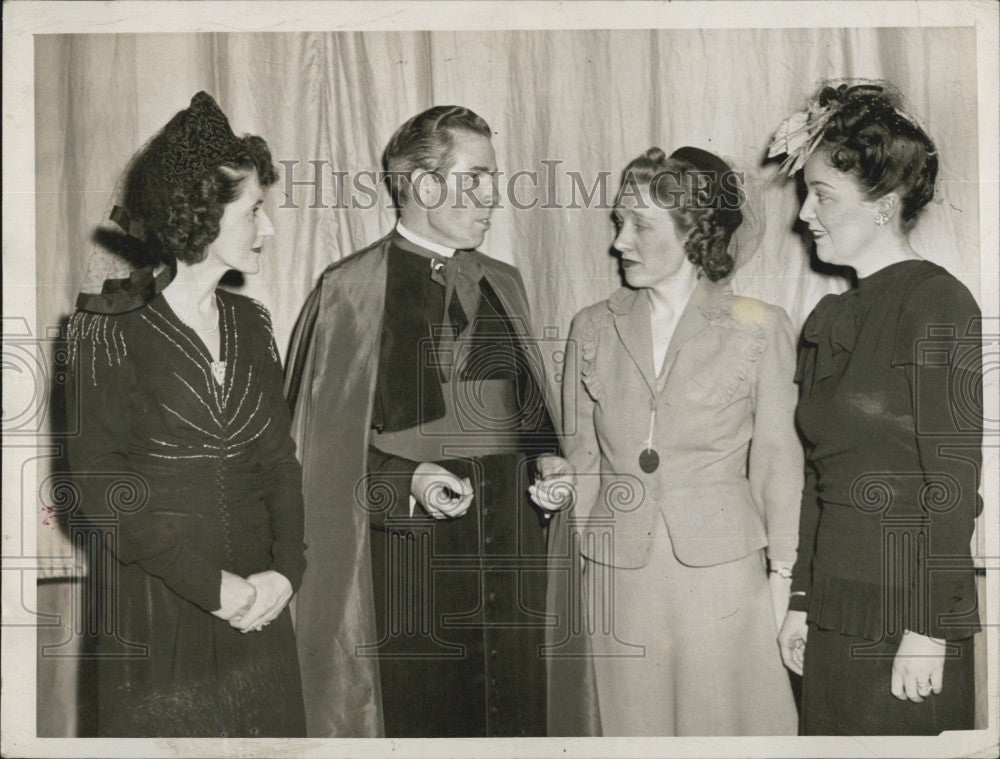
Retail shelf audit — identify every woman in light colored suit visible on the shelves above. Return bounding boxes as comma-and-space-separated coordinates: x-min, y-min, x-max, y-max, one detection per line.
533, 147, 800, 735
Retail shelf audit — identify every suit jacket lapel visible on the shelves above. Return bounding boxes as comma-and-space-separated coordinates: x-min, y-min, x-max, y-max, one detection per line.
657, 277, 731, 387
657, 280, 708, 384
612, 290, 657, 398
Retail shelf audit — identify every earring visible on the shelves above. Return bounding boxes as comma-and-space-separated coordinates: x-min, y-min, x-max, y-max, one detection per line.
874, 212, 888, 227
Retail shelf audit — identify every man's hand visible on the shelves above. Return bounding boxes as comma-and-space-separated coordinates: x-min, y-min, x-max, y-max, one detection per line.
411, 462, 473, 519
529, 454, 575, 513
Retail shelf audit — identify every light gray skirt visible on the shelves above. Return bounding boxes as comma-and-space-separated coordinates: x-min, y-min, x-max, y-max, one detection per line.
584, 512, 797, 736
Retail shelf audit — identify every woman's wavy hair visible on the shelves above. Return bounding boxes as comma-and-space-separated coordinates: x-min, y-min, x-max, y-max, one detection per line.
120, 93, 277, 267
616, 147, 744, 282
124, 136, 277, 266
817, 83, 937, 232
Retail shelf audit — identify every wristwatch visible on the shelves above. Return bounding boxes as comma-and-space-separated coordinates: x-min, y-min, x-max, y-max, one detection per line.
769, 565, 793, 580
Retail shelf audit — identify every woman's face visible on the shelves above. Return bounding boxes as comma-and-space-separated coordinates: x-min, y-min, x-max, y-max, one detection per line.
203, 170, 275, 275
612, 185, 689, 288
799, 151, 883, 270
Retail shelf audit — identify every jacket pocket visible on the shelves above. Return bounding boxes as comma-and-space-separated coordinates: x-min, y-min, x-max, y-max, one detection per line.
660, 481, 768, 567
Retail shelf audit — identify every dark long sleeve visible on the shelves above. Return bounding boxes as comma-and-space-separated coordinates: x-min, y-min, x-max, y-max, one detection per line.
67, 312, 224, 613
515, 328, 562, 530
895, 275, 982, 639
256, 314, 307, 591
789, 461, 819, 612
773, 261, 981, 643
789, 317, 821, 611
511, 268, 561, 462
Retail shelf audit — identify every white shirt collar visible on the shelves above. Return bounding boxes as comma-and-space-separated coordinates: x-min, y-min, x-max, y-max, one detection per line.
396, 222, 456, 259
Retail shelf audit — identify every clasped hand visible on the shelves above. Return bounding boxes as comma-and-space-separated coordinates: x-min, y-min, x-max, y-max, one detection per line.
211, 569, 292, 633
411, 462, 473, 519
528, 454, 575, 513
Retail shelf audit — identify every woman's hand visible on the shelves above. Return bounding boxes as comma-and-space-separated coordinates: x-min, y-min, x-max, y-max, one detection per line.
891, 631, 946, 702
232, 570, 293, 633
212, 569, 257, 621
529, 454, 575, 513
778, 609, 808, 676
411, 462, 474, 520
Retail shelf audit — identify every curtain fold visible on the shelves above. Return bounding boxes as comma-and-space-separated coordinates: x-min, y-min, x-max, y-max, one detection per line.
36, 28, 981, 362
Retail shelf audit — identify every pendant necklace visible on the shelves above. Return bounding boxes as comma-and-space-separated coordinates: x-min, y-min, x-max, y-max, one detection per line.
639, 396, 659, 473
172, 299, 226, 385
192, 322, 226, 386
209, 359, 226, 386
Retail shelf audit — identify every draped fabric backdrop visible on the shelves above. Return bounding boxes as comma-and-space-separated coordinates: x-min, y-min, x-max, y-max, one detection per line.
33, 28, 982, 736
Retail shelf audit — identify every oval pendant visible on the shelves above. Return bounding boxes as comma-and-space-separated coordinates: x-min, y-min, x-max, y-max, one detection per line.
211, 360, 227, 385
638, 448, 659, 474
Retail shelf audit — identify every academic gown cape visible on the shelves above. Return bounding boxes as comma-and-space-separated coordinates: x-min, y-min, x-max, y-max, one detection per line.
284, 232, 599, 737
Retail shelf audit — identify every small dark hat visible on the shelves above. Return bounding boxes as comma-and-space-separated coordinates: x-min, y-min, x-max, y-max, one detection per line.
669, 146, 733, 182
81, 92, 261, 311
669, 146, 743, 231
120, 91, 247, 260
146, 91, 243, 191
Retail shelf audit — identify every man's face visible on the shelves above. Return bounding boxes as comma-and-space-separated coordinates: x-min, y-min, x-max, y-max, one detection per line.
413, 130, 498, 249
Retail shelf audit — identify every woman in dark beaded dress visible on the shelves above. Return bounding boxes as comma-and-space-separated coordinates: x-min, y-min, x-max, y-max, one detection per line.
769, 81, 982, 735
67, 92, 306, 737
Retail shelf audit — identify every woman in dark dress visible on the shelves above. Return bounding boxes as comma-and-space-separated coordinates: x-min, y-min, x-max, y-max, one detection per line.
67, 92, 306, 737
769, 81, 982, 735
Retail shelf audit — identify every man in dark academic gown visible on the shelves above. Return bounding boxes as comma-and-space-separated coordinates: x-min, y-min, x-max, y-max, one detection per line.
284, 106, 576, 737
